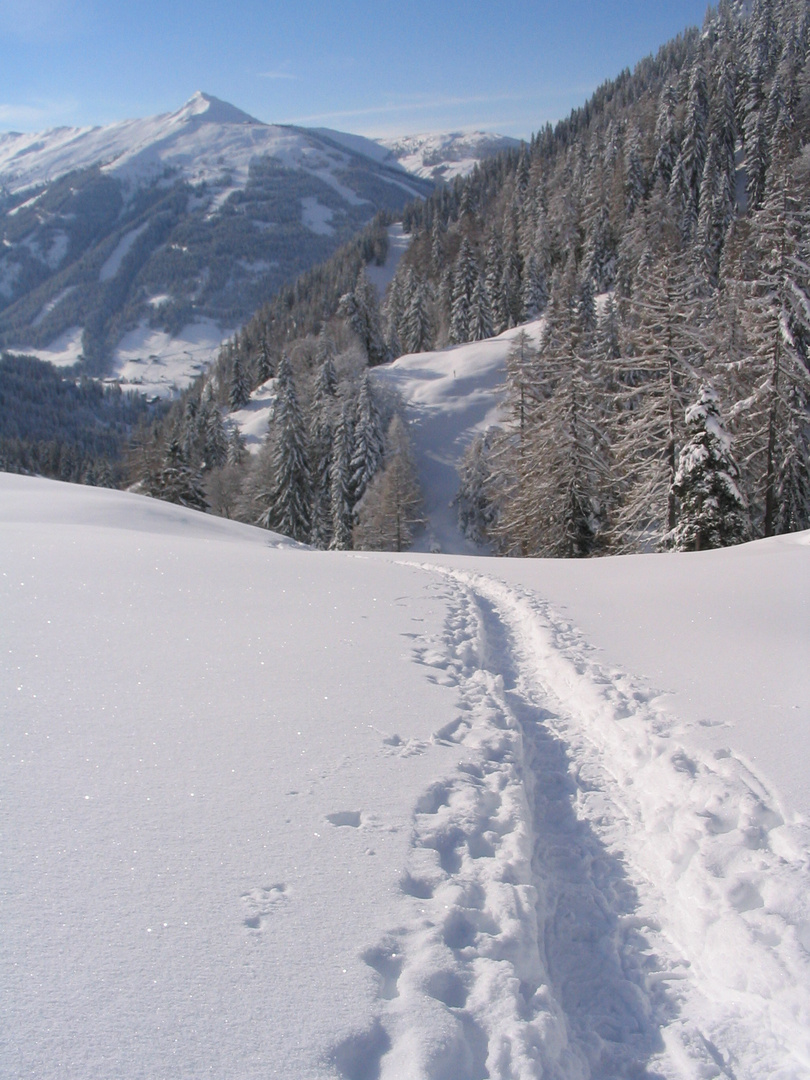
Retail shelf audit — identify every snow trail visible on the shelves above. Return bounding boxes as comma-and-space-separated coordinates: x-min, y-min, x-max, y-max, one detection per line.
340, 563, 810, 1079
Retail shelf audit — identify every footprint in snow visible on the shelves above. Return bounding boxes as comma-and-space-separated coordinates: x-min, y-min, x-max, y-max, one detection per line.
241, 883, 287, 930
382, 733, 428, 757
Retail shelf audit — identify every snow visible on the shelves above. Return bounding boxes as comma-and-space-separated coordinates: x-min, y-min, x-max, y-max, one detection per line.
0, 93, 412, 207
5, 324, 84, 367
366, 223, 411, 298
99, 222, 149, 281
111, 317, 234, 397
230, 378, 278, 450
379, 131, 522, 182
314, 127, 398, 167
2, 459, 809, 1079
301, 195, 335, 236
375, 321, 546, 554
31, 286, 76, 328
0, 256, 20, 298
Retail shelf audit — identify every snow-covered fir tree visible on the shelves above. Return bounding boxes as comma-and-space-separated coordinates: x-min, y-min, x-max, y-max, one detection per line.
665, 384, 750, 550
456, 431, 497, 544
349, 372, 385, 507
257, 356, 311, 542
309, 356, 339, 548
339, 268, 387, 365
229, 354, 251, 410
151, 437, 209, 511
450, 239, 478, 344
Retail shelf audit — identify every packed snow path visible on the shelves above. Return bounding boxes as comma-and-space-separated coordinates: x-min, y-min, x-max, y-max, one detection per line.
342, 562, 810, 1080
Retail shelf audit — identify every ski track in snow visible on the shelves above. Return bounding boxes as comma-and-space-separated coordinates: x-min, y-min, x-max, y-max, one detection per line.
330, 564, 810, 1080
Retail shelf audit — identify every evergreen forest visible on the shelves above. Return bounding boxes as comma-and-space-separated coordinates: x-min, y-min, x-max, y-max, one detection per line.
68, 0, 810, 554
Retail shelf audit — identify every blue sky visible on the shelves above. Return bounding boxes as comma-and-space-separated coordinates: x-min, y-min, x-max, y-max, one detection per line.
1, 1, 711, 138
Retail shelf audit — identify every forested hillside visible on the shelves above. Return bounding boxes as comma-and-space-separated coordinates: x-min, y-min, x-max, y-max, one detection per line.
390, 0, 810, 554
0, 354, 160, 484
0, 94, 431, 378
131, 0, 810, 556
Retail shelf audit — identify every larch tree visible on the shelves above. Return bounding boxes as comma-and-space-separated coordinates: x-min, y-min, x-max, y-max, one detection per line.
611, 234, 701, 550
329, 401, 355, 550
730, 153, 810, 535
353, 415, 424, 551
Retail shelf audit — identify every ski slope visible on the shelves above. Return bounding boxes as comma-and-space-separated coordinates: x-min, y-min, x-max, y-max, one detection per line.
2, 472, 809, 1079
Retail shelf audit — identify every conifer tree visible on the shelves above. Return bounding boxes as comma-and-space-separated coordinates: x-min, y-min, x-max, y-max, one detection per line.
732, 159, 810, 535
257, 356, 311, 541
504, 329, 539, 435
665, 384, 749, 550
255, 336, 274, 386
521, 253, 548, 319
227, 424, 247, 466
402, 272, 433, 354
309, 357, 339, 548
339, 268, 387, 365
469, 275, 495, 341
229, 354, 251, 410
329, 402, 354, 550
653, 83, 680, 190
154, 437, 209, 511
775, 389, 810, 533
485, 232, 507, 332
611, 235, 699, 549
625, 130, 647, 218
349, 372, 385, 505
353, 415, 423, 551
456, 431, 497, 544
201, 392, 228, 470
450, 239, 478, 344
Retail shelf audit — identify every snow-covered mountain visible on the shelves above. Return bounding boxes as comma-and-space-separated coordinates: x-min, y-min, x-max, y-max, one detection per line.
3, 467, 809, 1079
378, 130, 522, 182
0, 93, 431, 390
0, 92, 424, 198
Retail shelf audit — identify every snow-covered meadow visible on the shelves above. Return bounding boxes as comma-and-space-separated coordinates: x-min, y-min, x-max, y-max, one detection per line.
2, 471, 809, 1079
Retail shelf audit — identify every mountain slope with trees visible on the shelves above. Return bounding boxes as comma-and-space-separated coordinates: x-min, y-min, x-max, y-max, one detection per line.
127, 0, 810, 556
379, 0, 810, 554
0, 94, 431, 378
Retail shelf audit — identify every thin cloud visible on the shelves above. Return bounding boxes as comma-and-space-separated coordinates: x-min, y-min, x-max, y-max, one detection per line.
282, 92, 526, 126
258, 70, 298, 81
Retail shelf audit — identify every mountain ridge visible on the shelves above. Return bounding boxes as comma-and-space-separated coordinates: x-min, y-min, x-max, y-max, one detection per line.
0, 94, 435, 388
0, 94, 517, 392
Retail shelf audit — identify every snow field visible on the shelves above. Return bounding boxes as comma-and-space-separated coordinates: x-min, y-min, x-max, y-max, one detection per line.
2, 476, 809, 1079
1, 478, 470, 1079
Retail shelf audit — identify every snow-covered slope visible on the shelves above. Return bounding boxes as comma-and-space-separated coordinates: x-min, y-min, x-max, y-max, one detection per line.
375, 321, 545, 554
0, 92, 424, 199
379, 131, 522, 182
2, 472, 809, 1079
0, 94, 431, 389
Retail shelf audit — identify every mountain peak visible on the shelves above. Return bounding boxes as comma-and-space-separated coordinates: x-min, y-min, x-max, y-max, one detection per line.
174, 91, 262, 127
